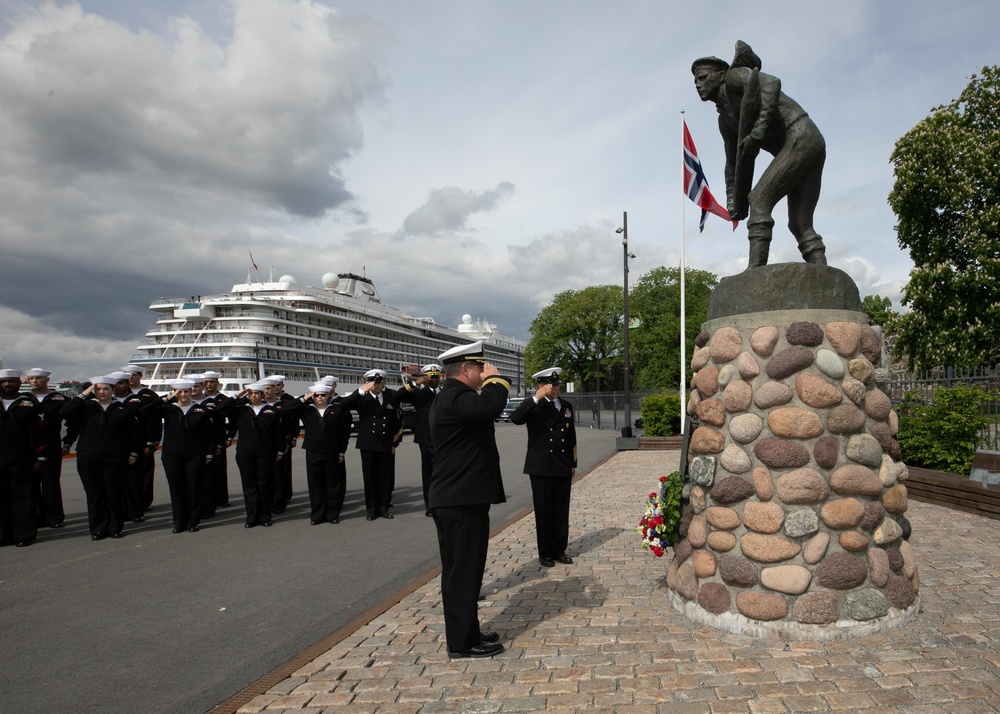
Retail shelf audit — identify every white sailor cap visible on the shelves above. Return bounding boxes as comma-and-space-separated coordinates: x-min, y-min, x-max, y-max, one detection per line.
258, 377, 281, 386
201, 371, 222, 379
170, 379, 195, 390
183, 373, 205, 384
0, 369, 23, 379
363, 369, 386, 381
320, 375, 338, 385
109, 371, 133, 382
91, 375, 117, 386
421, 363, 443, 376
24, 367, 51, 378
309, 383, 333, 393
532, 367, 562, 384
268, 374, 286, 383
245, 382, 266, 392
122, 364, 144, 374
438, 340, 485, 365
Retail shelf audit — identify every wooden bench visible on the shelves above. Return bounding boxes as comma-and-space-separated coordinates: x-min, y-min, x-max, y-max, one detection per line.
905, 465, 1000, 521
637, 436, 684, 450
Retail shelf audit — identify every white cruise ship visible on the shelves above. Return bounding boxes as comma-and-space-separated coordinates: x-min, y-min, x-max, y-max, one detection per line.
129, 271, 526, 396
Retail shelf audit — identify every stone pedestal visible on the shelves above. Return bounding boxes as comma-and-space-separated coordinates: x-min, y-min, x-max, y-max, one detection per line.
666, 264, 918, 640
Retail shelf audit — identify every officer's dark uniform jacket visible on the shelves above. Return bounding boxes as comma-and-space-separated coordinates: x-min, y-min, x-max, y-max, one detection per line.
397, 382, 435, 445
122, 387, 162, 451
428, 374, 510, 508
339, 388, 402, 452
298, 396, 352, 454
60, 396, 142, 456
510, 397, 577, 477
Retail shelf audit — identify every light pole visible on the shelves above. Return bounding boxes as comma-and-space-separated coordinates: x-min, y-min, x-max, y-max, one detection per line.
616, 212, 635, 438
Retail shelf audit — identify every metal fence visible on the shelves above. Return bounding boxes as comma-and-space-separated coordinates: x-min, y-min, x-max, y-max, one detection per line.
882, 365, 1000, 451
564, 390, 655, 433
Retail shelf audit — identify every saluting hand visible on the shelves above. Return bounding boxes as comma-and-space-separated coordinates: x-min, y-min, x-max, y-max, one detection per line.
482, 361, 499, 378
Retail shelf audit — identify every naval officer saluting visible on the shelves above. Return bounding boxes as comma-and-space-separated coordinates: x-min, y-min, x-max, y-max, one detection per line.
339, 369, 402, 520
397, 363, 442, 517
428, 341, 509, 659
510, 367, 577, 568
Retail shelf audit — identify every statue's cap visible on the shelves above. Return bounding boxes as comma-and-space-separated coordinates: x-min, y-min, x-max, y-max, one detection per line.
691, 56, 730, 75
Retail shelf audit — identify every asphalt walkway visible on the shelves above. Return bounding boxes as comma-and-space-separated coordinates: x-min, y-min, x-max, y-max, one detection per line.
229, 450, 1000, 713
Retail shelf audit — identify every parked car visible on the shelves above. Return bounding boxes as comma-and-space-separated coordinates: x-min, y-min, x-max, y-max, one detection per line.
496, 398, 524, 423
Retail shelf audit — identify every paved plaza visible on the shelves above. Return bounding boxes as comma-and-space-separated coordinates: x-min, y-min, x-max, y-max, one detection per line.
229, 450, 1000, 713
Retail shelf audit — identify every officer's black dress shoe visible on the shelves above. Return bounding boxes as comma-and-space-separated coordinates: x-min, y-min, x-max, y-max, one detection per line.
555, 554, 574, 564
380, 511, 394, 519
110, 532, 124, 539
92, 533, 106, 541
220, 502, 232, 508
448, 641, 504, 659
425, 509, 434, 517
310, 520, 323, 525
261, 521, 272, 527
188, 526, 200, 533
244, 522, 256, 528
479, 631, 500, 643
14, 539, 32, 547
329, 517, 340, 524
51, 522, 65, 528
366, 514, 378, 521
133, 516, 145, 523
172, 528, 182, 534
539, 557, 555, 568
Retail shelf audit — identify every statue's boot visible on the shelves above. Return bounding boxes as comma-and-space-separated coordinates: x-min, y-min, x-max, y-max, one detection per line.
798, 232, 828, 266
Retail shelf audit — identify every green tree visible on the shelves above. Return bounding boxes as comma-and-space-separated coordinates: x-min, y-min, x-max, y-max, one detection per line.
629, 267, 717, 390
897, 385, 991, 473
523, 285, 622, 390
888, 66, 1000, 371
861, 295, 898, 332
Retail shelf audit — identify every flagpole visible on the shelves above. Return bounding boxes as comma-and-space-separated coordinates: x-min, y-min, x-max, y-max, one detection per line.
680, 111, 687, 436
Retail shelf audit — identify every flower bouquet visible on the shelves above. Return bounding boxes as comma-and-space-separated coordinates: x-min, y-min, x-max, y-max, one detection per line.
636, 470, 683, 557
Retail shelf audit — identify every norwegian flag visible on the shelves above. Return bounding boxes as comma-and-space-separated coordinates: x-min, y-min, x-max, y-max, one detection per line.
683, 120, 736, 232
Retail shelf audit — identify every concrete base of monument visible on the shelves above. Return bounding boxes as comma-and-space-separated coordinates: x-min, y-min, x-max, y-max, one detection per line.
667, 589, 920, 642
707, 263, 863, 320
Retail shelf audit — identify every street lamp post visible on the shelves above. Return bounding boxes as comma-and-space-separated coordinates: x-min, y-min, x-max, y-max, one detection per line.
616, 212, 634, 438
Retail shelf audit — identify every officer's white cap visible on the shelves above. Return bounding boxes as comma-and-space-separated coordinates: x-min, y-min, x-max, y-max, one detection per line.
122, 364, 144, 374
109, 371, 133, 382
24, 367, 51, 378
438, 340, 485, 365
0, 369, 23, 379
421, 363, 443, 375
363, 369, 386, 379
91, 375, 117, 386
532, 367, 562, 383
170, 379, 195, 390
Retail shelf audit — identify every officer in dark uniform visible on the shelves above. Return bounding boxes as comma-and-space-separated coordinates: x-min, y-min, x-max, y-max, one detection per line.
269, 375, 298, 513
24, 367, 77, 529
298, 381, 352, 524
428, 341, 509, 659
397, 363, 442, 517
339, 369, 402, 520
0, 369, 45, 547
510, 367, 577, 568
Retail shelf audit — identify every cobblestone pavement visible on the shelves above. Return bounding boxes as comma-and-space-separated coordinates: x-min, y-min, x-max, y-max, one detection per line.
235, 451, 1000, 713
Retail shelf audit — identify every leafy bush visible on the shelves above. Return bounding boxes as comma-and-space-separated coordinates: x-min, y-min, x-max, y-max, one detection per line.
897, 385, 992, 473
640, 391, 682, 436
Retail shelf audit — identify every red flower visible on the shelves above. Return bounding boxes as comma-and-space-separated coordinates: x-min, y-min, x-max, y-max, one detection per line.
659, 475, 667, 482
648, 492, 657, 499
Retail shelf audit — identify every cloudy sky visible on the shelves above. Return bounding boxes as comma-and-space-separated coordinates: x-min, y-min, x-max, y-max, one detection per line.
1, 0, 997, 381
